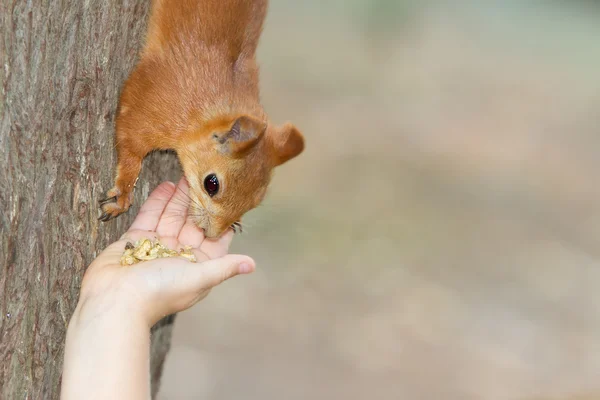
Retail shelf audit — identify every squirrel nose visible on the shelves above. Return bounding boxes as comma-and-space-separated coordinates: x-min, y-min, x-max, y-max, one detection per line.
203, 227, 218, 239
203, 224, 226, 239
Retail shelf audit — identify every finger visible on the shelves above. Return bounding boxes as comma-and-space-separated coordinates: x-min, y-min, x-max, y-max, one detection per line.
178, 215, 206, 248
191, 254, 256, 291
156, 178, 192, 238
198, 229, 234, 259
128, 182, 177, 232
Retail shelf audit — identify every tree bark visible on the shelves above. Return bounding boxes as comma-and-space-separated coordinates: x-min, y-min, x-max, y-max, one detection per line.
0, 1, 180, 398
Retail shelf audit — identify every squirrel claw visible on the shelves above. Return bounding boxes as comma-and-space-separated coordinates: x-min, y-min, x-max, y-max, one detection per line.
98, 191, 130, 222
98, 196, 118, 206
98, 211, 117, 222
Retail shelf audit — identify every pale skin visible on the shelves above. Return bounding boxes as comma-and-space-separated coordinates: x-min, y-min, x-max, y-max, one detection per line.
61, 178, 255, 400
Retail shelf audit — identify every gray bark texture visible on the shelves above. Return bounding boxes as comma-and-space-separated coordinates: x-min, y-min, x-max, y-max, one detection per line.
0, 1, 181, 398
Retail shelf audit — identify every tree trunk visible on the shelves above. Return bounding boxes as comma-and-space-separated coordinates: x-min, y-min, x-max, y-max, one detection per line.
0, 1, 180, 398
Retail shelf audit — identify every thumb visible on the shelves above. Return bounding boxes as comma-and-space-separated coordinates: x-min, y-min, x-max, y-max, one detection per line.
193, 254, 256, 290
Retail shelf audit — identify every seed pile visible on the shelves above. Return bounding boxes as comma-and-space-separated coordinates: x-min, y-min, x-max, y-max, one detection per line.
120, 238, 197, 266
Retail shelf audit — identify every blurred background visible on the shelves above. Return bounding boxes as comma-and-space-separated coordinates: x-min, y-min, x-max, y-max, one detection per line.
158, 1, 600, 399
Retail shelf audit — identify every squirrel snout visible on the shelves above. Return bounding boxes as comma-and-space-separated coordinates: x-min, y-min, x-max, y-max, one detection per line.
190, 215, 229, 239
202, 225, 230, 239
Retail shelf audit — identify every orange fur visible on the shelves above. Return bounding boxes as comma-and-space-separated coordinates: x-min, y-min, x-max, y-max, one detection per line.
99, 0, 305, 237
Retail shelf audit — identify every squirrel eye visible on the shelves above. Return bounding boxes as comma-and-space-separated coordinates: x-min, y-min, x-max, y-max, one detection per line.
203, 174, 220, 197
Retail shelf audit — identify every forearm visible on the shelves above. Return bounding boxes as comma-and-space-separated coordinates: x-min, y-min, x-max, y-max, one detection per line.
61, 296, 151, 400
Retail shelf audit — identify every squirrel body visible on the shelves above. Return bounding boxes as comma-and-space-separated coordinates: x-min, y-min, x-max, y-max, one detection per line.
99, 0, 304, 238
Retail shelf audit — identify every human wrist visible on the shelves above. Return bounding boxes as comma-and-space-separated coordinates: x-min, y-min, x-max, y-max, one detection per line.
72, 285, 150, 330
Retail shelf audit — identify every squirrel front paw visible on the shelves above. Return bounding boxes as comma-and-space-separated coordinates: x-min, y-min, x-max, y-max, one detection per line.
98, 187, 133, 222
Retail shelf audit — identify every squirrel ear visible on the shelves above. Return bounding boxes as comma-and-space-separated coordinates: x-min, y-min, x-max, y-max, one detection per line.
270, 122, 305, 166
214, 115, 267, 156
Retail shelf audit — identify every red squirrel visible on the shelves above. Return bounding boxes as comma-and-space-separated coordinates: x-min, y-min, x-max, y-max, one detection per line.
98, 0, 305, 238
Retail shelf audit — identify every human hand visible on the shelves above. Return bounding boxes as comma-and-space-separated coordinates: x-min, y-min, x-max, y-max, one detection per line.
79, 178, 255, 327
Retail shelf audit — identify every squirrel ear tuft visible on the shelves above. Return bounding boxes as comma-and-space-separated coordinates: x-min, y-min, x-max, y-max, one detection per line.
213, 115, 266, 156
270, 122, 305, 166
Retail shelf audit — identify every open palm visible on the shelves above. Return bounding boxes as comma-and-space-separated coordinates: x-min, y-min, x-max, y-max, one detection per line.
81, 178, 255, 326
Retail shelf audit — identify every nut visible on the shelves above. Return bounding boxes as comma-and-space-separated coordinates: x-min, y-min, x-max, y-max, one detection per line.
120, 238, 197, 266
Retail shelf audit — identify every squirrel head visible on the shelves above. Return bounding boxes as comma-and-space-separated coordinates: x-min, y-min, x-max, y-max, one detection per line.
177, 114, 304, 238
